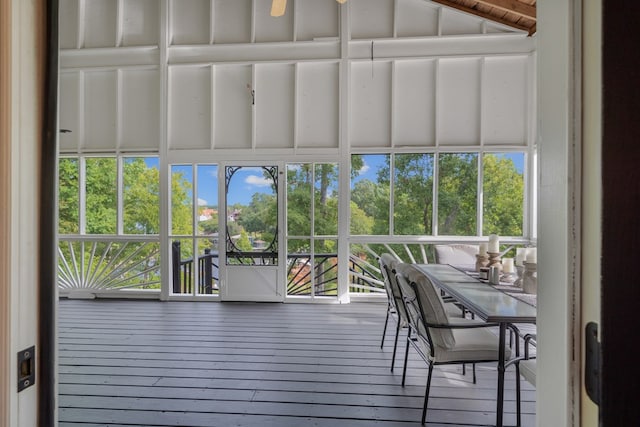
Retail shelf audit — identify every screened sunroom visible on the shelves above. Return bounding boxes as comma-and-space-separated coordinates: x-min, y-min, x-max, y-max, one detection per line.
54, 1, 548, 425
57, 0, 536, 303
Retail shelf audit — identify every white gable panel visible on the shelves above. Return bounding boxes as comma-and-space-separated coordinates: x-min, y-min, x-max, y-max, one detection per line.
296, 0, 340, 42
59, 0, 79, 49
394, 59, 436, 146
483, 56, 528, 145
350, 61, 391, 147
170, 0, 210, 45
121, 69, 160, 150
396, 0, 439, 38
255, 0, 293, 42
255, 64, 295, 149
297, 62, 339, 148
438, 57, 481, 145
84, 70, 117, 150
214, 65, 253, 149
350, 0, 394, 39
83, 0, 117, 48
213, 0, 252, 44
122, 0, 160, 46
440, 7, 484, 36
58, 71, 80, 151
168, 66, 212, 150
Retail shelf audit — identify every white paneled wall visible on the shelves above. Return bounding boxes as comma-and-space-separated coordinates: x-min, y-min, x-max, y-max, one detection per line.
213, 65, 253, 149
255, 64, 295, 148
438, 57, 481, 145
212, 0, 252, 44
483, 56, 528, 144
122, 0, 160, 46
395, 0, 439, 38
171, 0, 211, 45
393, 59, 436, 146
296, 62, 339, 148
58, 0, 534, 154
350, 61, 392, 147
84, 70, 117, 149
58, 72, 80, 150
168, 66, 212, 150
121, 69, 160, 149
83, 0, 118, 48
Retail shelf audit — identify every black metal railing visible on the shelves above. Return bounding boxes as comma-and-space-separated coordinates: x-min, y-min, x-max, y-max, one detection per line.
172, 242, 219, 294
172, 242, 384, 296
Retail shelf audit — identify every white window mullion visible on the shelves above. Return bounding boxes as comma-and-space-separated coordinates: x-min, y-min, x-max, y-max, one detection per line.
389, 154, 394, 236
432, 152, 439, 237
477, 151, 484, 237
79, 156, 86, 235
192, 164, 199, 296
117, 156, 124, 234
310, 164, 316, 298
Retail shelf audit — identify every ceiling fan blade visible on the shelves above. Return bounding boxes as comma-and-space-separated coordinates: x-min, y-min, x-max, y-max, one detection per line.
271, 0, 286, 17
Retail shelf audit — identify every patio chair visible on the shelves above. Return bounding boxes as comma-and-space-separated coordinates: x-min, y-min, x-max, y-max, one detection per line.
379, 254, 465, 372
378, 253, 409, 372
395, 262, 515, 425
513, 333, 537, 427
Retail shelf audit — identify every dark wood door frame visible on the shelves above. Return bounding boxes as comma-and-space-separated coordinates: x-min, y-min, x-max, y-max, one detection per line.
601, 2, 640, 425
40, 0, 58, 425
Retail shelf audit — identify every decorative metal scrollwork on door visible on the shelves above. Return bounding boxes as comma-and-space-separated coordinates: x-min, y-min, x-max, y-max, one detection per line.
225, 166, 278, 265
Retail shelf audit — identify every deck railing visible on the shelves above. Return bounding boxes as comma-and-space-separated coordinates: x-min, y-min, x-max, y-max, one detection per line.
58, 237, 450, 297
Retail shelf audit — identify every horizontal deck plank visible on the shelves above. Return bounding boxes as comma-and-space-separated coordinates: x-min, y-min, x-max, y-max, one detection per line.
59, 299, 535, 426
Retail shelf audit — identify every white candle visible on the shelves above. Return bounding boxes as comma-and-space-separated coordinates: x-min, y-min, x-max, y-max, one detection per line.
478, 243, 488, 256
502, 257, 515, 273
488, 234, 499, 253
515, 248, 526, 266
525, 247, 537, 264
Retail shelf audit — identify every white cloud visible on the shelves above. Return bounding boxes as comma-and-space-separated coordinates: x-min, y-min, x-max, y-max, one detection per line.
198, 198, 208, 206
358, 163, 370, 175
245, 175, 273, 187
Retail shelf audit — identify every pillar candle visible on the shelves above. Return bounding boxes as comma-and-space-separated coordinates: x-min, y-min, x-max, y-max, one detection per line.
525, 247, 537, 263
488, 234, 499, 253
502, 257, 515, 273
479, 243, 488, 256
515, 248, 526, 266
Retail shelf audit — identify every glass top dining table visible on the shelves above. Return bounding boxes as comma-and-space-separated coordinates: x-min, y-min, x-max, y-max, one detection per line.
414, 263, 537, 427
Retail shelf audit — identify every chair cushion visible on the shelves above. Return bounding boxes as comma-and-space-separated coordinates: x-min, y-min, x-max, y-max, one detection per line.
434, 244, 479, 267
380, 254, 409, 325
412, 318, 512, 363
397, 263, 456, 349
520, 359, 537, 386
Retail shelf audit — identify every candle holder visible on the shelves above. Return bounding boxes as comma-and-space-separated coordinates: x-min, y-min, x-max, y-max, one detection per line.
487, 252, 503, 272
514, 265, 524, 288
500, 270, 517, 284
523, 262, 537, 294
475, 254, 489, 272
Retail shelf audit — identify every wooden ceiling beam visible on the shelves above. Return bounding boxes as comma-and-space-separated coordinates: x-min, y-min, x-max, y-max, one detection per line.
472, 0, 536, 20
431, 0, 532, 32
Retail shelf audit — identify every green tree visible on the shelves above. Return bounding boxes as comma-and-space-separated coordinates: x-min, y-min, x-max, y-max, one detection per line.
393, 153, 434, 235
58, 158, 79, 234
483, 154, 524, 235
438, 153, 478, 235
287, 164, 312, 236
123, 158, 159, 234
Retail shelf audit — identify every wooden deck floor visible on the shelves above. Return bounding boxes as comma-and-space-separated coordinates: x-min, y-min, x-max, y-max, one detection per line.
58, 299, 535, 427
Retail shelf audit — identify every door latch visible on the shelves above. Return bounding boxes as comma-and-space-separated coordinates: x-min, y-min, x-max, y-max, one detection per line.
585, 322, 601, 406
18, 346, 35, 392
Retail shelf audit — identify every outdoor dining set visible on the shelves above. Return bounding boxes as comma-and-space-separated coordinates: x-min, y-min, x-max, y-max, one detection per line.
378, 242, 538, 426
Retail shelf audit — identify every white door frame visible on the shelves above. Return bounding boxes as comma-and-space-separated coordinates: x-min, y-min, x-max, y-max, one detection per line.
219, 161, 285, 302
